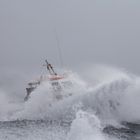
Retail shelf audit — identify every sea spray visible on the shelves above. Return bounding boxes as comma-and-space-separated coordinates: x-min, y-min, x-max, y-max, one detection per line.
9, 67, 140, 125
67, 110, 105, 140
118, 78, 140, 122
1, 66, 140, 126
12, 72, 88, 120
0, 66, 139, 139
0, 90, 22, 121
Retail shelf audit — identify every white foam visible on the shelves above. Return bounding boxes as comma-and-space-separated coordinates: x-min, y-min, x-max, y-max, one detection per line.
0, 90, 23, 121
67, 110, 119, 140
1, 65, 140, 125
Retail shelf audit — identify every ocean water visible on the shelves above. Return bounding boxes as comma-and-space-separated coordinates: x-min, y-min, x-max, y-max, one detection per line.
0, 66, 140, 140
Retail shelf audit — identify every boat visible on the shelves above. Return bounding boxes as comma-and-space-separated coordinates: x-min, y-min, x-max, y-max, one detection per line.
24, 60, 73, 101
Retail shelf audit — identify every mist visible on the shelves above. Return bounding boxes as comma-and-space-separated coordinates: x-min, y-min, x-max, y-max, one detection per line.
0, 0, 140, 95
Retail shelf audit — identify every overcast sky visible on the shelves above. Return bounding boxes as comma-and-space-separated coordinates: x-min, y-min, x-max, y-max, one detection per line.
0, 0, 140, 77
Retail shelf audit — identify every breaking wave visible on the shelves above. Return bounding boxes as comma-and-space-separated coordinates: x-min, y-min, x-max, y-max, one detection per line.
67, 110, 105, 140
8, 66, 140, 124
0, 65, 140, 139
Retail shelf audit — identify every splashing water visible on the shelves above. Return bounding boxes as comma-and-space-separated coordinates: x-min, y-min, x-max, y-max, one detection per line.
67, 110, 105, 140
0, 65, 140, 139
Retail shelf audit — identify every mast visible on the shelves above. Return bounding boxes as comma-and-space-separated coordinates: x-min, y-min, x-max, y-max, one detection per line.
54, 29, 64, 67
43, 60, 57, 75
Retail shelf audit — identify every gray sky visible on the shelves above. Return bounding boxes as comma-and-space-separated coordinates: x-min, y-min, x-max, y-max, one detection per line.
0, 0, 140, 79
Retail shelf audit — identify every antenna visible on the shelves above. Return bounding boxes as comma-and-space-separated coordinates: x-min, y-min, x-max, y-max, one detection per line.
54, 29, 64, 68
